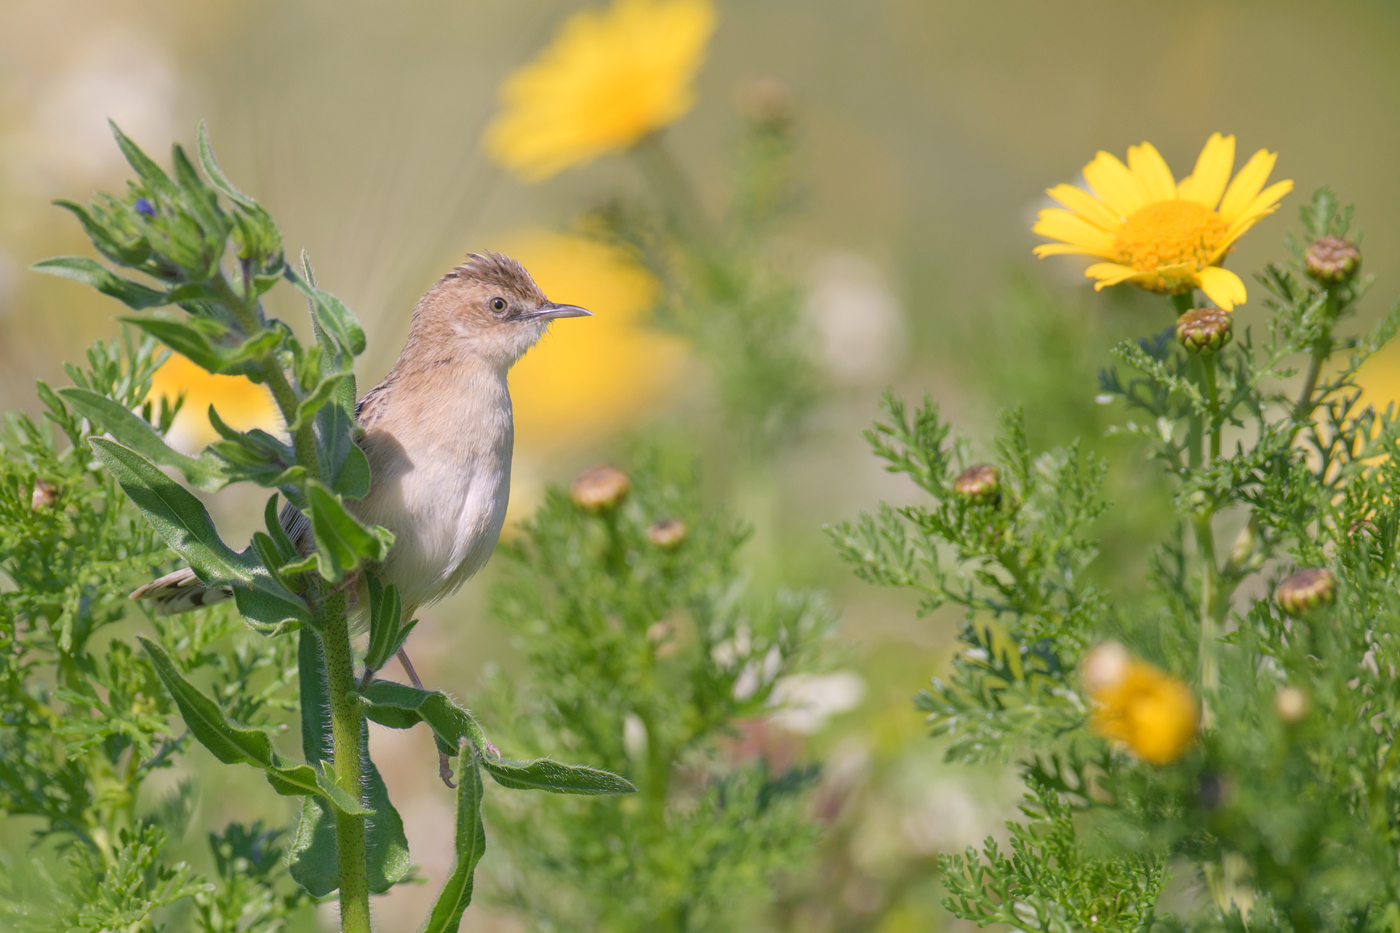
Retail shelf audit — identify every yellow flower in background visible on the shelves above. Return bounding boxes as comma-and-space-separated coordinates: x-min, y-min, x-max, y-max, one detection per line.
1082, 643, 1198, 765
148, 353, 281, 452
503, 231, 689, 450
484, 0, 716, 181
1034, 134, 1292, 311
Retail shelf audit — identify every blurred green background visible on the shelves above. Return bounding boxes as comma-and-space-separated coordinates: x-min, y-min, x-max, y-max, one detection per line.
6, 1, 1400, 929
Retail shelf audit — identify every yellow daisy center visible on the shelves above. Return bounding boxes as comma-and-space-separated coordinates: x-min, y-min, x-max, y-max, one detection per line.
1114, 199, 1229, 291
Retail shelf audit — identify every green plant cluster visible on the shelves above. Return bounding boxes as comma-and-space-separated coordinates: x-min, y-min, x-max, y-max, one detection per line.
6, 123, 633, 933
477, 454, 831, 932
591, 95, 821, 448
832, 188, 1400, 933
0, 331, 308, 931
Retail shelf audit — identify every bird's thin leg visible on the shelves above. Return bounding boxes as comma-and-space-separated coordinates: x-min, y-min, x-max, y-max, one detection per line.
398, 648, 458, 788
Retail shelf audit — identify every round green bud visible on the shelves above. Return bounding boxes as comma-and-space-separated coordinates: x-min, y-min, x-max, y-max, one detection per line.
1176, 308, 1233, 355
1304, 236, 1361, 285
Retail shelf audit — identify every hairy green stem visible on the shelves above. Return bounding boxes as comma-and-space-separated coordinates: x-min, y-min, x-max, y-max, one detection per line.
321, 592, 371, 933
209, 271, 321, 484
1194, 513, 1220, 706
1201, 355, 1221, 461
1291, 290, 1338, 427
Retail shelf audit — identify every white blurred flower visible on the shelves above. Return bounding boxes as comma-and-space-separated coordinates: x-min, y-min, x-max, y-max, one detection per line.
768, 671, 866, 734
622, 712, 648, 759
805, 252, 905, 384
8, 28, 180, 187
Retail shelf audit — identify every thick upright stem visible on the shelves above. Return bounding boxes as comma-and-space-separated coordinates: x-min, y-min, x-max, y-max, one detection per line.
322, 594, 370, 933
1195, 513, 1220, 727
1201, 356, 1221, 462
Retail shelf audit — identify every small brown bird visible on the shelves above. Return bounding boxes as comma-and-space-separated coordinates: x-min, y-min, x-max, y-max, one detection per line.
133, 251, 590, 681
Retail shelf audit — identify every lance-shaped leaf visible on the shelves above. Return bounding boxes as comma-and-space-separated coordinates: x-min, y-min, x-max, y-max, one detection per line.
138, 636, 320, 797
32, 256, 168, 309
287, 372, 349, 433
290, 630, 412, 896
420, 745, 485, 933
361, 681, 635, 796
364, 578, 415, 673
90, 438, 310, 630
478, 755, 636, 796
57, 386, 229, 491
305, 479, 393, 582
122, 314, 286, 377
196, 120, 257, 209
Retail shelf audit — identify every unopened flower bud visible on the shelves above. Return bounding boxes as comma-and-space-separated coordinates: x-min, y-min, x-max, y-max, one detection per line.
31, 479, 58, 511
1275, 687, 1308, 723
646, 519, 686, 547
1304, 235, 1360, 284
953, 464, 1000, 505
1276, 568, 1336, 616
1176, 308, 1233, 355
570, 464, 630, 511
737, 76, 792, 127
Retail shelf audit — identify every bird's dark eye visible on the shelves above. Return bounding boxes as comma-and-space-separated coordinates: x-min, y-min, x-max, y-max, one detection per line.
490, 297, 508, 314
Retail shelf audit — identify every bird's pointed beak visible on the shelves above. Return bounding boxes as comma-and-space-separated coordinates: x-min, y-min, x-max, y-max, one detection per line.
529, 302, 593, 321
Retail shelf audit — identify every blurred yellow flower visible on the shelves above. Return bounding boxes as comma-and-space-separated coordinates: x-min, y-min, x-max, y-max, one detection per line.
1082, 642, 1197, 765
502, 231, 689, 450
484, 0, 716, 181
1034, 134, 1292, 311
147, 353, 281, 452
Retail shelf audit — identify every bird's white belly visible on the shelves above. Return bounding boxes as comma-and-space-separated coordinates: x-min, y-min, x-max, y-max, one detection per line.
356, 435, 512, 614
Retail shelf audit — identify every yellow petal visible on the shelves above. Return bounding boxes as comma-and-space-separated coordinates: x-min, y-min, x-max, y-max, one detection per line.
1083, 151, 1145, 217
1086, 262, 1146, 288
1197, 266, 1247, 311
1218, 149, 1278, 224
1033, 243, 1111, 258
1046, 183, 1123, 230
1184, 133, 1236, 210
1216, 180, 1294, 256
1032, 209, 1116, 253
1127, 142, 1178, 203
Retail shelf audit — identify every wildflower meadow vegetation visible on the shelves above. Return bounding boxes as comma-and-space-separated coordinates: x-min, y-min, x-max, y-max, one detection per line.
5, 1, 1400, 932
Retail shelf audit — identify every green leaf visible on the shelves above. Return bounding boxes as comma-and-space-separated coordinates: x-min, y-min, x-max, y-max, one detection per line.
90, 437, 311, 630
91, 437, 252, 584
138, 636, 320, 798
290, 271, 367, 358
57, 386, 229, 491
314, 763, 372, 817
361, 680, 491, 752
288, 372, 349, 433
290, 630, 413, 896
196, 120, 256, 209
420, 747, 485, 933
305, 479, 393, 582
364, 578, 405, 673
31, 256, 168, 309
479, 755, 636, 797
110, 120, 178, 197
139, 636, 275, 766
121, 314, 286, 376
334, 443, 372, 499
361, 681, 636, 796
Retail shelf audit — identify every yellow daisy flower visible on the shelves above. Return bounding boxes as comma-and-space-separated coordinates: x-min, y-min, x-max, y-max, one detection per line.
484, 0, 717, 182
1033, 134, 1293, 311
1082, 643, 1198, 765
147, 353, 282, 452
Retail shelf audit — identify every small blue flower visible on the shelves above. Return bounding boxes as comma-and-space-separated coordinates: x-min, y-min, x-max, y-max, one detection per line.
134, 198, 156, 218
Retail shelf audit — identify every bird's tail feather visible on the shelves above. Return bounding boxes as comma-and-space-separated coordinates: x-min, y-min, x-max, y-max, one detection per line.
129, 567, 233, 616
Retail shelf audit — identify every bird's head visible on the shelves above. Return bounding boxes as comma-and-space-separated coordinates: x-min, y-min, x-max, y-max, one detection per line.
412, 251, 591, 370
